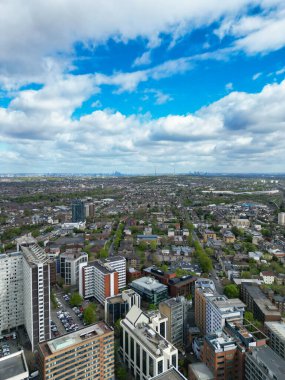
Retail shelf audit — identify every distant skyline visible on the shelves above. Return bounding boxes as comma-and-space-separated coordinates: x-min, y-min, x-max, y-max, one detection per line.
0, 1, 285, 174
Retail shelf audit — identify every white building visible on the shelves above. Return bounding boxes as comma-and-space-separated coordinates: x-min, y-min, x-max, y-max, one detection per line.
0, 351, 29, 380
278, 212, 285, 226
120, 305, 178, 380
0, 252, 24, 333
79, 260, 119, 304
260, 271, 275, 285
206, 296, 245, 334
60, 250, 88, 286
103, 256, 126, 289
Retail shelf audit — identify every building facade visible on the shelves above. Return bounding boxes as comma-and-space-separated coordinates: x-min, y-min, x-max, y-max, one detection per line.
38, 322, 114, 380
129, 277, 168, 305
60, 250, 88, 286
0, 252, 24, 334
103, 256, 126, 290
71, 199, 85, 222
120, 306, 178, 380
264, 321, 285, 359
79, 261, 119, 304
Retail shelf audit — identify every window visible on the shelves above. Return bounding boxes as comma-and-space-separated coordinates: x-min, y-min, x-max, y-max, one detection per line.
142, 350, 147, 375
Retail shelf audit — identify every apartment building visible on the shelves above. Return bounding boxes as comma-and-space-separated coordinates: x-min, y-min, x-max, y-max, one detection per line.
0, 252, 24, 333
264, 321, 285, 359
159, 297, 191, 349
103, 256, 126, 289
38, 322, 114, 380
240, 283, 281, 322
120, 305, 178, 380
79, 260, 119, 304
206, 296, 245, 334
21, 244, 51, 351
245, 345, 285, 380
194, 279, 217, 334
60, 250, 88, 286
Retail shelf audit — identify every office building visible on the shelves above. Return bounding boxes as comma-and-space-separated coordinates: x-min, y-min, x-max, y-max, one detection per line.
103, 256, 126, 289
0, 252, 24, 334
85, 202, 95, 218
264, 321, 285, 359
0, 351, 29, 380
79, 260, 119, 304
38, 322, 114, 380
120, 305, 178, 380
245, 345, 285, 380
21, 243, 51, 351
105, 289, 141, 325
60, 250, 88, 286
278, 212, 285, 226
129, 277, 168, 305
240, 283, 281, 322
71, 199, 85, 222
159, 297, 191, 349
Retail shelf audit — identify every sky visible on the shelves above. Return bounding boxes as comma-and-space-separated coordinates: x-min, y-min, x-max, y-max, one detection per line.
0, 0, 285, 174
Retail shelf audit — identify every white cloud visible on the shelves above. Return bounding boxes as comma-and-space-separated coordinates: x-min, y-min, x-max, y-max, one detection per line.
225, 82, 233, 91
252, 72, 262, 80
1, 78, 285, 173
133, 51, 152, 67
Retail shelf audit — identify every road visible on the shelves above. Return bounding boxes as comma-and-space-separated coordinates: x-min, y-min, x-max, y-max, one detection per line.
210, 268, 224, 294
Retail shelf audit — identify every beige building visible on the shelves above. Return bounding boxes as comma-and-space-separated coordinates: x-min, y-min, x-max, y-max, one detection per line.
38, 322, 114, 380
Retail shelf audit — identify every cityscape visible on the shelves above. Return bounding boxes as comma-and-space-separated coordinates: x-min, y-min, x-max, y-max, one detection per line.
1, 1, 285, 380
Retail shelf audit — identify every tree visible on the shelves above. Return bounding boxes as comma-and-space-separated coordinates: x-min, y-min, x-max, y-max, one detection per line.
224, 284, 239, 298
83, 304, 97, 325
150, 240, 157, 252
148, 303, 157, 311
117, 367, 127, 380
69, 292, 83, 307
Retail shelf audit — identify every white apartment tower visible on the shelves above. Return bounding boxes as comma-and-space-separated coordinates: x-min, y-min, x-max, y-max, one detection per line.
0, 252, 24, 333
104, 256, 126, 289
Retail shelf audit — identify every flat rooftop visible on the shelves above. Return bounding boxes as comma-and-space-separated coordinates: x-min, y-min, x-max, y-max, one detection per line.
150, 367, 187, 380
248, 345, 285, 378
189, 363, 214, 380
131, 277, 168, 291
0, 351, 29, 380
265, 322, 285, 341
39, 322, 112, 357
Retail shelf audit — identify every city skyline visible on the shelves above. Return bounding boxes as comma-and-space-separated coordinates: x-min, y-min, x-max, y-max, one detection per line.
0, 1, 285, 174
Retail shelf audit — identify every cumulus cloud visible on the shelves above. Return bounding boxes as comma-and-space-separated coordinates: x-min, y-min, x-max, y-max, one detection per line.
1, 78, 285, 173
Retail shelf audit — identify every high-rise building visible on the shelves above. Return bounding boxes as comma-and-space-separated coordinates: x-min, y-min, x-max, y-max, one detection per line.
0, 252, 24, 333
159, 297, 191, 349
79, 260, 119, 304
245, 345, 285, 380
120, 305, 178, 380
38, 322, 114, 380
103, 256, 126, 290
71, 199, 85, 222
21, 243, 51, 351
60, 250, 88, 286
278, 212, 285, 225
0, 242, 52, 352
194, 279, 217, 334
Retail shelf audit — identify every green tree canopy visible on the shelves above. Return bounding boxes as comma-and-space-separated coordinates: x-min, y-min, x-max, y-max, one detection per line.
224, 284, 239, 298
69, 292, 83, 307
83, 304, 97, 325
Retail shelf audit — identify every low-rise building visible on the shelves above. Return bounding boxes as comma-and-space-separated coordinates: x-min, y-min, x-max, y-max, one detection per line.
188, 362, 214, 380
260, 271, 275, 285
0, 351, 29, 380
129, 277, 168, 305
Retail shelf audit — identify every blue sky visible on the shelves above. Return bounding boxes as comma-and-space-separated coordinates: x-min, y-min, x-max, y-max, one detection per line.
0, 0, 285, 174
